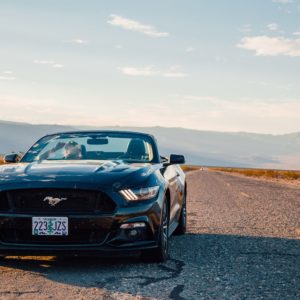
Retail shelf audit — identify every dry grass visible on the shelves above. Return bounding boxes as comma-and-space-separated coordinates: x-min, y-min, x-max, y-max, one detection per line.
211, 167, 300, 180
181, 165, 201, 172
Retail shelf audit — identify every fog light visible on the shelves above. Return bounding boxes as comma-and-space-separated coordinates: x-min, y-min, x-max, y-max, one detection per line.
120, 222, 146, 229
128, 229, 139, 237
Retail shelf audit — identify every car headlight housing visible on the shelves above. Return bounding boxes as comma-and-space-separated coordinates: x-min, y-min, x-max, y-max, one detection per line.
119, 186, 159, 201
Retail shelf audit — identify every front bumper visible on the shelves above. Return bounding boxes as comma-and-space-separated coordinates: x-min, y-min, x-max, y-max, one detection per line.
0, 199, 162, 257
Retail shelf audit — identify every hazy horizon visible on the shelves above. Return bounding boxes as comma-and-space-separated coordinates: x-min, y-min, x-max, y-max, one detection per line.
0, 119, 299, 136
1, 120, 300, 170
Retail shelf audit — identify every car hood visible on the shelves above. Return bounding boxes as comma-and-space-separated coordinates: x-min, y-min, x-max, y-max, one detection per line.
0, 160, 159, 190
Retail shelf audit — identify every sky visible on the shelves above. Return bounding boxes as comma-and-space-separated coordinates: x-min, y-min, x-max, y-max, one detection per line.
0, 0, 299, 134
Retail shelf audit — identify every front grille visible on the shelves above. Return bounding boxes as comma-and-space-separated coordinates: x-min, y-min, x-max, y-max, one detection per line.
0, 189, 116, 214
0, 228, 107, 245
0, 192, 9, 211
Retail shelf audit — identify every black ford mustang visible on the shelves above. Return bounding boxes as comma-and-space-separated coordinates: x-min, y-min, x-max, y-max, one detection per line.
0, 131, 186, 262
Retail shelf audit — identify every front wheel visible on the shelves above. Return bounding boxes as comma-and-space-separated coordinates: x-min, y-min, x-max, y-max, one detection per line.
142, 199, 169, 262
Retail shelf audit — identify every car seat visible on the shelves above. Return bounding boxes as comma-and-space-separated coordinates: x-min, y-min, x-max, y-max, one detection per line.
126, 139, 146, 160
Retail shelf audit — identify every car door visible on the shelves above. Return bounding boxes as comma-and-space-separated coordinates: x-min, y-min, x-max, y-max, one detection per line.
163, 164, 182, 224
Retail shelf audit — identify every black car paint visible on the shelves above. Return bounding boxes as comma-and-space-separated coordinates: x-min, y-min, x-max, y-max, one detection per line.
0, 131, 186, 256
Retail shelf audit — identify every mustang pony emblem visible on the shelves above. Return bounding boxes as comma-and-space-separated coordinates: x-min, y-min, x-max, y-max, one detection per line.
43, 196, 67, 206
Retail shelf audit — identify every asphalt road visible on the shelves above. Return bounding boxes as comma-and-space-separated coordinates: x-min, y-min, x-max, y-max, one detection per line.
0, 170, 299, 299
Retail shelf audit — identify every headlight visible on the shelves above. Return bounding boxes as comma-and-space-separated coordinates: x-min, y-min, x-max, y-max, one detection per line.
119, 186, 159, 201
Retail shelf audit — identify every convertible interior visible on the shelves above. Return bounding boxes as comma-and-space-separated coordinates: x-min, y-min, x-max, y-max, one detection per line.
80, 138, 150, 161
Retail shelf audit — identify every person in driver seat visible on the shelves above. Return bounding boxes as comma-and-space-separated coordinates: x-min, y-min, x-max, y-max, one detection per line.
63, 141, 83, 159
38, 141, 83, 160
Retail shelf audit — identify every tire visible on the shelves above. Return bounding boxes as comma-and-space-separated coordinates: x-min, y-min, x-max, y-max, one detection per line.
174, 192, 187, 235
142, 199, 169, 263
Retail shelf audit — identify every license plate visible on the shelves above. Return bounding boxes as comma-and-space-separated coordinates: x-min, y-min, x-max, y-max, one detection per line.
32, 217, 68, 236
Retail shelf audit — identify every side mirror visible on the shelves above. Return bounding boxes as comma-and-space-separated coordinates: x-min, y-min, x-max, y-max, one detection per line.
165, 154, 185, 165
4, 153, 21, 163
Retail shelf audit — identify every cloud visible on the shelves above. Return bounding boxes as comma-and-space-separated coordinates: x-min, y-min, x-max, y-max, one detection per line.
0, 70, 16, 80
272, 0, 293, 3
118, 66, 187, 78
163, 66, 188, 78
34, 60, 55, 65
34, 60, 64, 68
239, 24, 252, 33
69, 39, 88, 44
64, 39, 88, 44
0, 71, 15, 80
185, 47, 196, 53
267, 23, 280, 31
108, 14, 169, 37
237, 35, 300, 57
52, 64, 64, 68
0, 76, 16, 80
118, 66, 159, 76
163, 72, 187, 78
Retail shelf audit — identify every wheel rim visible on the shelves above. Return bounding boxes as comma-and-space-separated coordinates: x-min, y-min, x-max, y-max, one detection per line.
162, 201, 169, 255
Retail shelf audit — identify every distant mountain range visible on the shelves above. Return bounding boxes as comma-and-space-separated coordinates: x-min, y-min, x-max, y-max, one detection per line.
0, 120, 299, 170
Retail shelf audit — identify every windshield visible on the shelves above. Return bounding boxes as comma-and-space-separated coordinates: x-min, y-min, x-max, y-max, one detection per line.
21, 132, 155, 163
